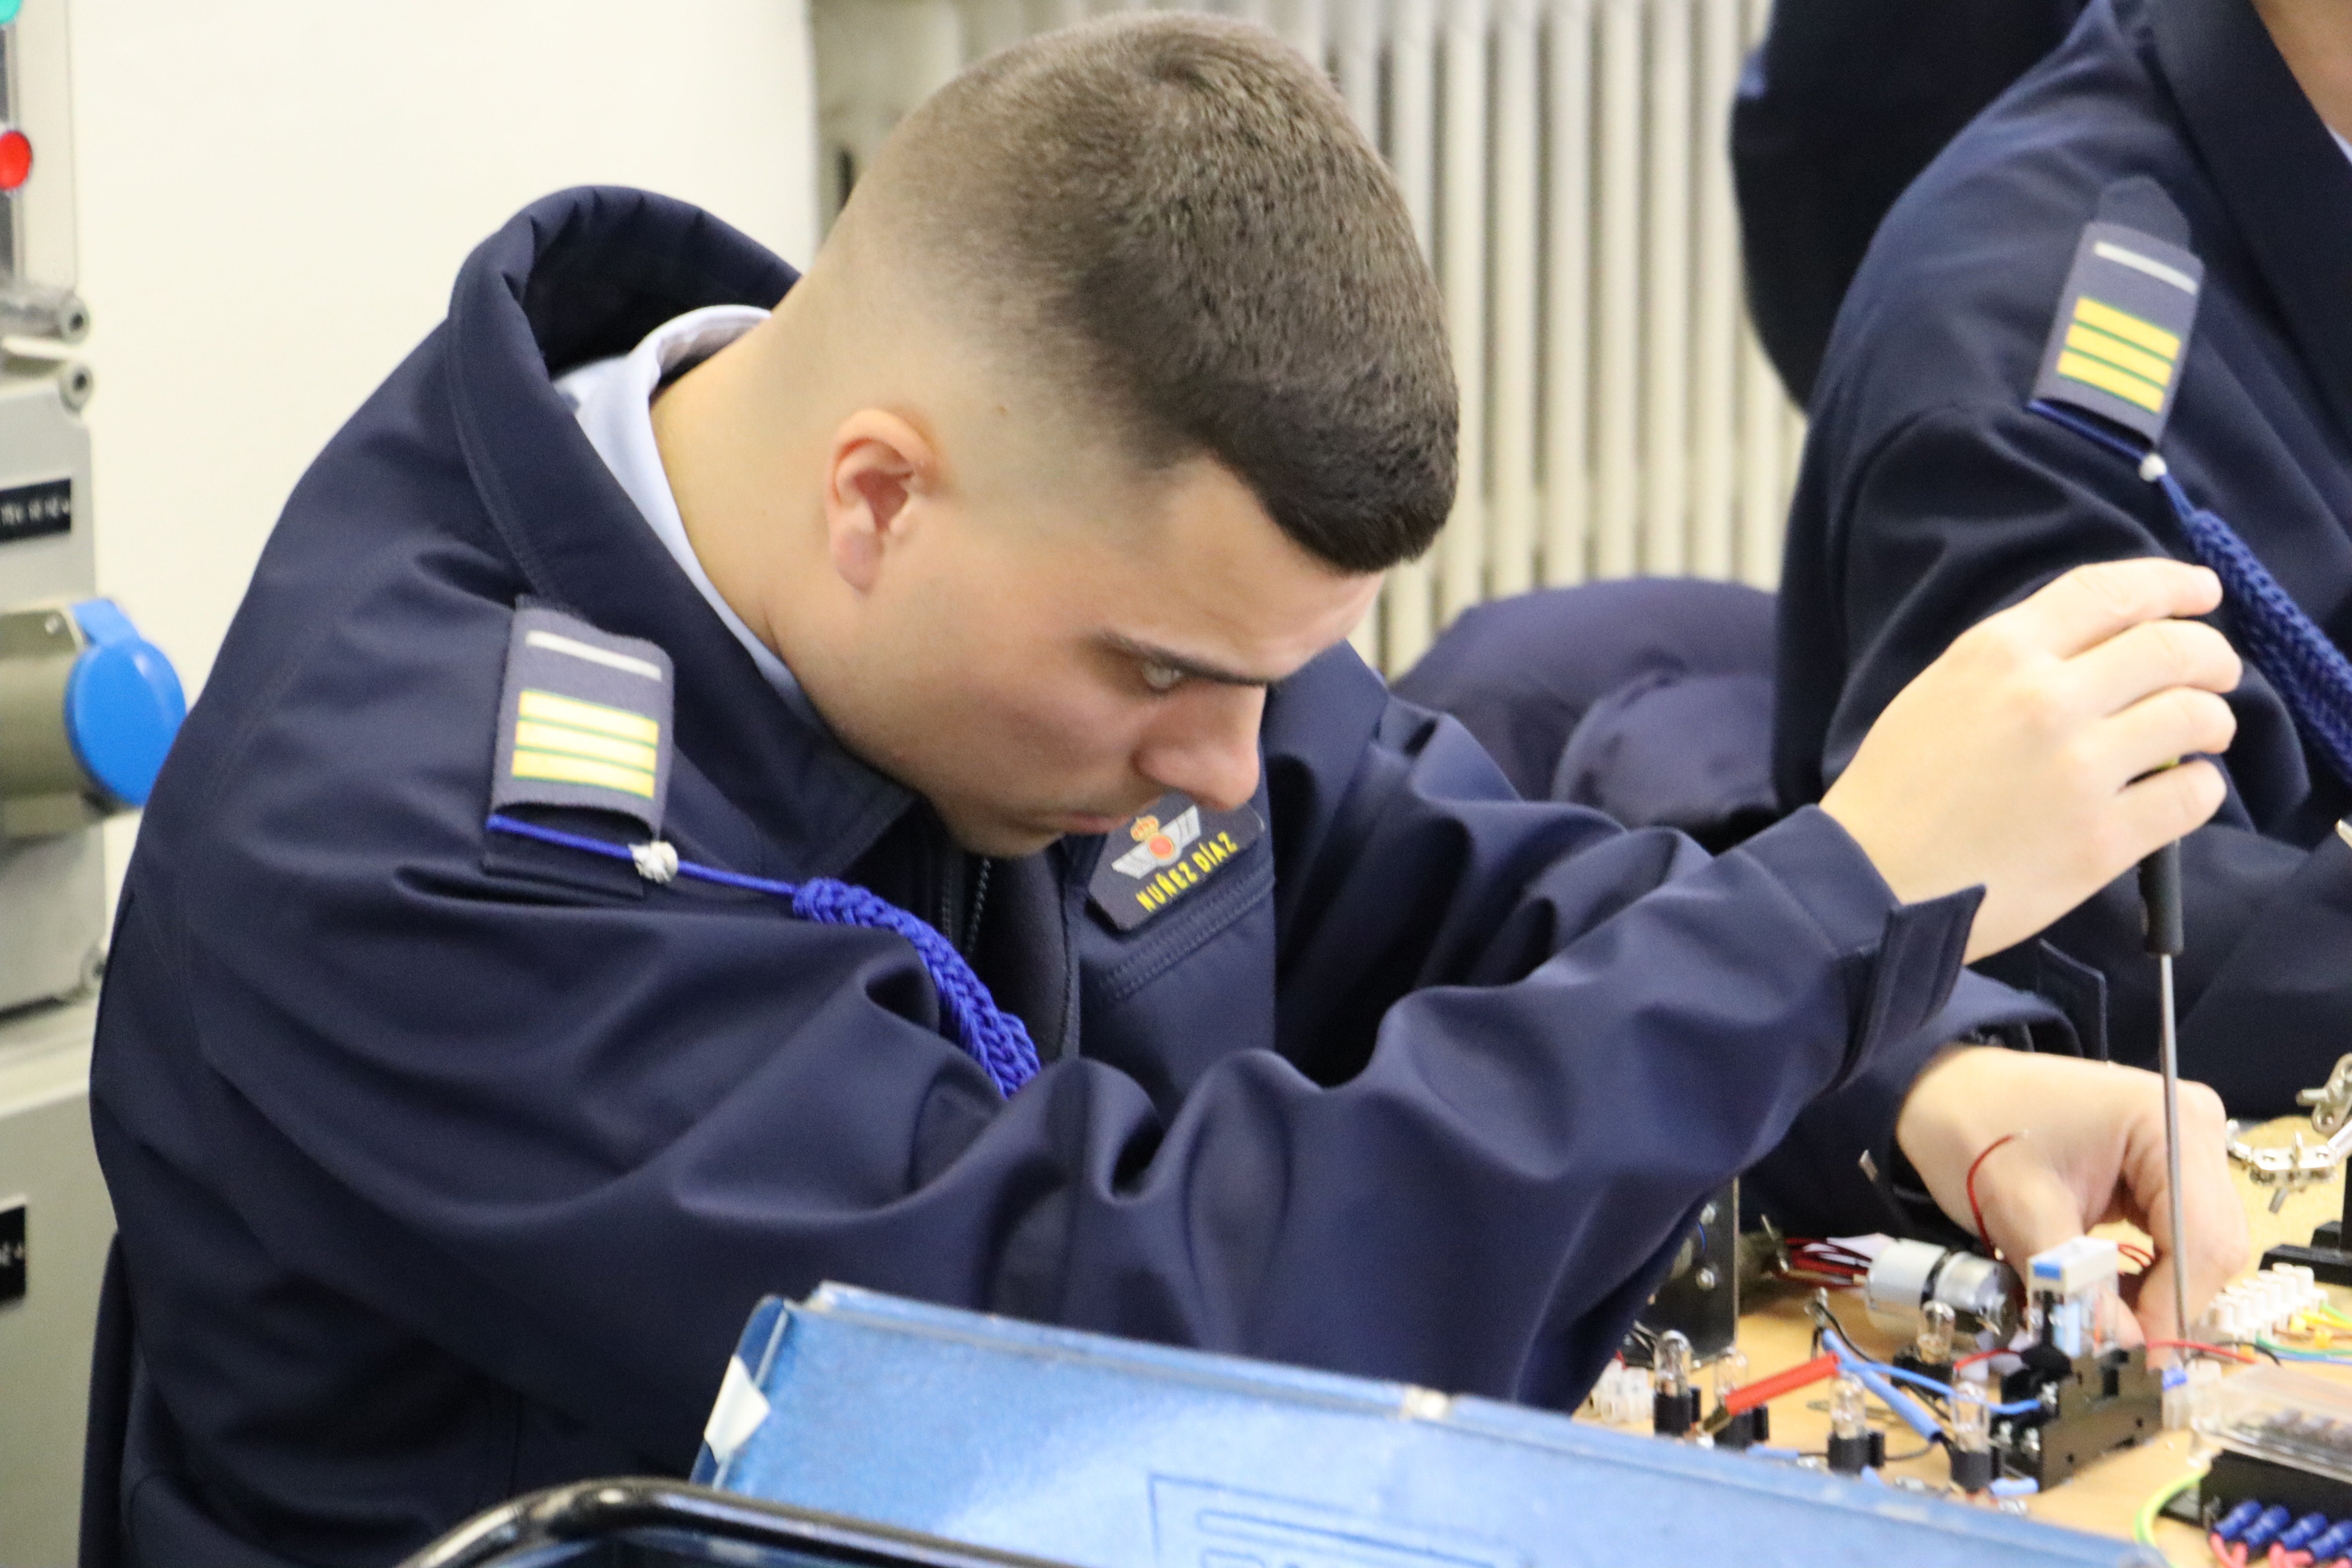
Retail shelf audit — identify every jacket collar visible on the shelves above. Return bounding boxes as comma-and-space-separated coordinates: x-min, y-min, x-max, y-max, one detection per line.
443, 186, 914, 877
2152, 0, 2352, 445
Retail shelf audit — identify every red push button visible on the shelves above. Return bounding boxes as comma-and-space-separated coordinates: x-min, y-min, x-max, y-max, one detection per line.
0, 130, 34, 192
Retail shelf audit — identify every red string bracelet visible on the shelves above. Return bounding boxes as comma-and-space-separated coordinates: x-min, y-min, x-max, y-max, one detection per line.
1966, 1132, 2020, 1255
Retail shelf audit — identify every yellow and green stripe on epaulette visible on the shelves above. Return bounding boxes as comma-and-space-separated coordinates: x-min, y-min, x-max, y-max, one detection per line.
510, 688, 660, 800
2054, 296, 2181, 415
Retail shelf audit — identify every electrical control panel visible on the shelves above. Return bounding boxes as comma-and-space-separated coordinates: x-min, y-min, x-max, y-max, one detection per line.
0, 6, 172, 1561
0, 0, 181, 1016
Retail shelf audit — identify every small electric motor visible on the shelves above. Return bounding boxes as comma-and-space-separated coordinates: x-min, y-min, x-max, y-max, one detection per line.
1863, 1240, 2018, 1340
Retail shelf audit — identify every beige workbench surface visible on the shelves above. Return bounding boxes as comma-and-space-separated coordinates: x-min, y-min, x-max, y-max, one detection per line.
1585, 1117, 2351, 1564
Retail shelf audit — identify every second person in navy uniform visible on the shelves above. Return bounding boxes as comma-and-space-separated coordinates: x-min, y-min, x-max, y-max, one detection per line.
95, 16, 2246, 1566
1775, 0, 2352, 1118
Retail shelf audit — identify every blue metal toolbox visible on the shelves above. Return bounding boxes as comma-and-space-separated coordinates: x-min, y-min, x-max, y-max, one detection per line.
687, 1284, 2160, 1568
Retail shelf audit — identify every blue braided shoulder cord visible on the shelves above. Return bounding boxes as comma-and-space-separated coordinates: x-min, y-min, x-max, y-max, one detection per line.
2030, 400, 2352, 792
485, 813, 1040, 1097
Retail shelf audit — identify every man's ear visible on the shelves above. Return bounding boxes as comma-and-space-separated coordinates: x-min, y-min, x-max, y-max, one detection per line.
824, 409, 940, 594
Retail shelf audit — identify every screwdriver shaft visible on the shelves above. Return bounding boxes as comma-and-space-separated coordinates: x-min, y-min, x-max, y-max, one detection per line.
2142, 839, 2189, 1345
2158, 951, 2190, 1344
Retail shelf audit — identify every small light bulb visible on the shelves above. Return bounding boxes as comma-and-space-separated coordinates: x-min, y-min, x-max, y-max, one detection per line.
1829, 1374, 1867, 1441
1952, 1376, 1992, 1454
1655, 1331, 1693, 1398
1712, 1346, 1748, 1408
1918, 1300, 1956, 1365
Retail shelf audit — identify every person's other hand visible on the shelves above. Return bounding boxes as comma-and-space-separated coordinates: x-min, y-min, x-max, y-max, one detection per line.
1822, 558, 2239, 962
1894, 1046, 2249, 1351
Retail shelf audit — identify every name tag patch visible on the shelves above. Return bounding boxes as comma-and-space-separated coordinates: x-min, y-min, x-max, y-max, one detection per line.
491, 606, 675, 833
1087, 790, 1264, 933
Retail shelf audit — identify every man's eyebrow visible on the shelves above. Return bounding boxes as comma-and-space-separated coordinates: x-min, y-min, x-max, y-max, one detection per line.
1102, 633, 1281, 688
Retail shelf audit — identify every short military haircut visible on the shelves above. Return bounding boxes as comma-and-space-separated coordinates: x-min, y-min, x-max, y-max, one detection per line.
852, 12, 1457, 574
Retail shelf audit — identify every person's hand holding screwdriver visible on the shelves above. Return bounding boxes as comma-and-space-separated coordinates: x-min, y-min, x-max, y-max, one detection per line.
1824, 558, 2249, 1341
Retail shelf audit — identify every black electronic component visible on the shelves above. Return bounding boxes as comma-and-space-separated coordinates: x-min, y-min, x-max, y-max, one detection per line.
1947, 1446, 1994, 1494
1826, 1431, 1873, 1476
2200, 1450, 2352, 1529
1988, 1344, 2163, 1488
1711, 1406, 1768, 1452
1652, 1386, 1700, 1438
1824, 1371, 1877, 1474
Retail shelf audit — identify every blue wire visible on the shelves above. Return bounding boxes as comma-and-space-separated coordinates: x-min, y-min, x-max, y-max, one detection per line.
1870, 1359, 2041, 1416
1819, 1320, 2043, 1430
1819, 1330, 1945, 1443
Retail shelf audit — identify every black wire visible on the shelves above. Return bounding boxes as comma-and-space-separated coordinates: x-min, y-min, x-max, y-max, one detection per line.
1884, 1437, 1942, 1464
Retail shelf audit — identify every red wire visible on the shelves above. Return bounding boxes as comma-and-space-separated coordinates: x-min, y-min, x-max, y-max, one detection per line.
2146, 1339, 2259, 1365
1722, 1351, 1841, 1415
1966, 1133, 2020, 1254
1954, 1347, 2008, 1369
1790, 1240, 1873, 1270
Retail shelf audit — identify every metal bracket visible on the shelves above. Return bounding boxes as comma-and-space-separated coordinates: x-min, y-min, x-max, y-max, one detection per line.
2229, 1053, 2352, 1212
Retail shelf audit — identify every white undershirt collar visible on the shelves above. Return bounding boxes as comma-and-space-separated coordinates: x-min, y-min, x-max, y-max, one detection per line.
555, 305, 822, 724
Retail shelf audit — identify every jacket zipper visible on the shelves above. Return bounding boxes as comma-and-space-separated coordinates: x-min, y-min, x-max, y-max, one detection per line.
933, 833, 991, 960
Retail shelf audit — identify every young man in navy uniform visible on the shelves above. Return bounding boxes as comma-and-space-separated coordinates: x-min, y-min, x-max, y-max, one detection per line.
96, 16, 2247, 1566
1776, 0, 2352, 1118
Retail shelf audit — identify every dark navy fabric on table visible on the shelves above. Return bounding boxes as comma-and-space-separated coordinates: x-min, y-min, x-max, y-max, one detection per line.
93, 187, 2060, 1568
1774, 0, 2352, 1117
1732, 0, 2087, 405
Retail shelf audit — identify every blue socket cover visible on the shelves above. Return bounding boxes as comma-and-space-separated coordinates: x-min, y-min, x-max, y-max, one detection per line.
65, 598, 186, 808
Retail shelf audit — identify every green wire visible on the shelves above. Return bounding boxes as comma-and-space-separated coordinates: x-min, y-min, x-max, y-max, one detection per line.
2134, 1469, 2203, 1548
2255, 1334, 2352, 1363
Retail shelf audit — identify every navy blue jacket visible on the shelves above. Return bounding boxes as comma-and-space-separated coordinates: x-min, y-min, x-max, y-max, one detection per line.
1733, 0, 2085, 404
94, 189, 2054, 1567
1775, 0, 2352, 1115
1392, 579, 1779, 851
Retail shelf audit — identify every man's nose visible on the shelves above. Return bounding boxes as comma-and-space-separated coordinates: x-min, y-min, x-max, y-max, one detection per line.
1135, 686, 1265, 812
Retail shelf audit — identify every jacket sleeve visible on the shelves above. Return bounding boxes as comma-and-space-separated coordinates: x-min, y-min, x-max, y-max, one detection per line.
1258, 652, 2060, 1269
1777, 398, 2352, 1114
103, 613, 2043, 1487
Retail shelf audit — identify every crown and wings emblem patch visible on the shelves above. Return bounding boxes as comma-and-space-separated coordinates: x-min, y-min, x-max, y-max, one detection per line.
1109, 806, 1201, 878
1086, 790, 1265, 933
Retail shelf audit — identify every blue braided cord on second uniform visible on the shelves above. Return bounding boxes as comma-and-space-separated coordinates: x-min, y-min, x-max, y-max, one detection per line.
2031, 400, 2352, 792
484, 813, 1040, 1097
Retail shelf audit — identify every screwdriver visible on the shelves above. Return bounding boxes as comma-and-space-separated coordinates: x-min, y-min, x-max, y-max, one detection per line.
2141, 838, 2189, 1347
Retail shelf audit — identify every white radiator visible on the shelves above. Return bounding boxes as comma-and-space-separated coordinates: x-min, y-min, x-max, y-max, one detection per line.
812, 0, 1805, 675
